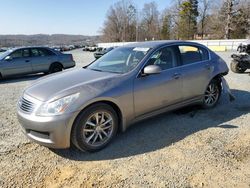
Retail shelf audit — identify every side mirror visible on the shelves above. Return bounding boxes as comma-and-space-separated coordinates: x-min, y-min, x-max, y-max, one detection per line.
143, 65, 162, 75
4, 56, 12, 61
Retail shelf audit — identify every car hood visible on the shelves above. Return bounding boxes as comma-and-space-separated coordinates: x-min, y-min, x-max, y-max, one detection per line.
25, 68, 120, 102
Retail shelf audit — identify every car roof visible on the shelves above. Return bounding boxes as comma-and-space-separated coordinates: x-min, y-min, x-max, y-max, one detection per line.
11, 46, 51, 50
123, 40, 194, 49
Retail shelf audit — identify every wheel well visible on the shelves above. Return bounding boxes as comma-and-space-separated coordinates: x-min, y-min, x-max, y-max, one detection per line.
212, 74, 222, 82
50, 62, 63, 69
76, 101, 123, 133
210, 74, 223, 90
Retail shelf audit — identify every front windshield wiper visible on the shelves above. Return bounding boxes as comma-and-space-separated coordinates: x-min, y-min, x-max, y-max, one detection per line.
89, 68, 104, 72
88, 68, 122, 74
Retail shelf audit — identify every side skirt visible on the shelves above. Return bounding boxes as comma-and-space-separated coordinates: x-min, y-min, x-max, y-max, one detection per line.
125, 96, 203, 130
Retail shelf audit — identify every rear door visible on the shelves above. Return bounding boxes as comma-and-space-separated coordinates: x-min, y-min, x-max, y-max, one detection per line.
177, 45, 211, 100
2, 49, 33, 76
30, 48, 57, 72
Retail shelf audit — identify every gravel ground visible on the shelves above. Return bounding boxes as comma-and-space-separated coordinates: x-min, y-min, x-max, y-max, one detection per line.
0, 49, 249, 188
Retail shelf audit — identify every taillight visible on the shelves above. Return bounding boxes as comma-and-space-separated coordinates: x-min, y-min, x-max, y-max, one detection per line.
70, 54, 74, 62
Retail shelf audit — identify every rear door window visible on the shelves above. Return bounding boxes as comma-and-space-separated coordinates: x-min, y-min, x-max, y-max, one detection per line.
178, 45, 209, 65
31, 48, 40, 57
22, 49, 30, 57
38, 48, 55, 56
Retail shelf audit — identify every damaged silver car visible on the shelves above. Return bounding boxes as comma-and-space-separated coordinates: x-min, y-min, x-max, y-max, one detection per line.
17, 41, 232, 152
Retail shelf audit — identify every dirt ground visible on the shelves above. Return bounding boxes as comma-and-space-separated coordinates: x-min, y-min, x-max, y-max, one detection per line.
0, 49, 249, 188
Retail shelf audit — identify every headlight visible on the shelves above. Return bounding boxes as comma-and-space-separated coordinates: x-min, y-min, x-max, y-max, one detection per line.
36, 93, 80, 116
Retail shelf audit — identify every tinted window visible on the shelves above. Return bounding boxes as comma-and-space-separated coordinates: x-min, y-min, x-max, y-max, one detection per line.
200, 47, 209, 61
10, 50, 23, 59
31, 49, 40, 57
10, 49, 30, 59
22, 49, 30, 57
38, 48, 55, 56
147, 46, 177, 70
178, 45, 209, 65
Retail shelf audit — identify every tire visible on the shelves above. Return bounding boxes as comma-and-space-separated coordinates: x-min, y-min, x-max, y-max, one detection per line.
230, 60, 247, 73
71, 103, 118, 152
202, 79, 221, 109
49, 63, 63, 73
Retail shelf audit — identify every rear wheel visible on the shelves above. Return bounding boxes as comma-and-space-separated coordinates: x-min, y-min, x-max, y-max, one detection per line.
49, 63, 63, 73
202, 80, 221, 108
71, 103, 118, 152
230, 60, 247, 73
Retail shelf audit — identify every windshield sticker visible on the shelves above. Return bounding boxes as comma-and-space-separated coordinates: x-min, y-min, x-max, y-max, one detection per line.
133, 47, 150, 52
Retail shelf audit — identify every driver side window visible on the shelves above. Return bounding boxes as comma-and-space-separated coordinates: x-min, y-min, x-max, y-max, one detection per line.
147, 46, 177, 71
10, 49, 30, 59
10, 49, 23, 59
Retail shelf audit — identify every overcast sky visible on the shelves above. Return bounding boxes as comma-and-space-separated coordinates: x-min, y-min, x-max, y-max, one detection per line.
0, 0, 173, 35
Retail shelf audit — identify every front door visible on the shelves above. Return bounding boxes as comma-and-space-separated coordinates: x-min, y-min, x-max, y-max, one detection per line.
2, 49, 33, 77
133, 46, 183, 117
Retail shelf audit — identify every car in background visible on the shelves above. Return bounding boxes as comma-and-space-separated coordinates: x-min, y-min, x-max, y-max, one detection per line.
88, 45, 97, 52
0, 48, 8, 52
94, 47, 115, 59
0, 47, 75, 79
51, 46, 61, 52
17, 41, 230, 152
83, 45, 98, 52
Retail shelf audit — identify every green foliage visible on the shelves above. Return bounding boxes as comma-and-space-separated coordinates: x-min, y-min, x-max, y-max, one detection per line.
178, 0, 199, 40
161, 14, 171, 39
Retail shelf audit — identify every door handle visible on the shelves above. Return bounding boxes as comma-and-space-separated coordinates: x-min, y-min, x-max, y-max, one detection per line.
172, 73, 181, 79
25, 60, 30, 62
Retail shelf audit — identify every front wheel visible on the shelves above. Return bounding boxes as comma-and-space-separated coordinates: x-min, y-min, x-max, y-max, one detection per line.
71, 103, 118, 152
202, 80, 221, 108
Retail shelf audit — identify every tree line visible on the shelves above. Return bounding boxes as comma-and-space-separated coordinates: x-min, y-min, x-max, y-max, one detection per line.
101, 0, 250, 42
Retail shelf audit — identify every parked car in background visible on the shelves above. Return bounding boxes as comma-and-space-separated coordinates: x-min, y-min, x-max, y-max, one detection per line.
0, 48, 8, 52
0, 47, 75, 79
83, 45, 98, 52
94, 47, 115, 59
17, 41, 230, 152
51, 46, 61, 52
82, 46, 88, 51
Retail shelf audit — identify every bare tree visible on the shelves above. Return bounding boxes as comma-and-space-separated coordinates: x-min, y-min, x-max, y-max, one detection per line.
224, 0, 238, 39
139, 2, 161, 41
199, 0, 211, 39
101, 0, 249, 42
101, 0, 137, 42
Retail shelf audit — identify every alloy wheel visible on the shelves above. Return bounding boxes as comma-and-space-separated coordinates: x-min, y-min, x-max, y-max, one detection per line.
204, 82, 219, 106
83, 111, 114, 147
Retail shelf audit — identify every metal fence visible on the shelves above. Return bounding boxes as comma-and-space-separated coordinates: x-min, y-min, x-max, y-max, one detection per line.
98, 39, 248, 51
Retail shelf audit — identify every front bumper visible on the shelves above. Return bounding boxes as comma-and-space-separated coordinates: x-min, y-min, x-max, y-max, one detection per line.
17, 110, 79, 149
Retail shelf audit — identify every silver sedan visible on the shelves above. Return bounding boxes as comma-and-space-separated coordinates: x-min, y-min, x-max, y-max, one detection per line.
0, 47, 75, 79
17, 41, 230, 152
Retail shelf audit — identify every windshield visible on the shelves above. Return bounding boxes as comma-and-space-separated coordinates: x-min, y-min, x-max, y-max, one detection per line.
87, 47, 150, 73
0, 50, 11, 60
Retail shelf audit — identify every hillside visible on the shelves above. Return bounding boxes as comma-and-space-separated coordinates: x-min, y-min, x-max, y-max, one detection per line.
0, 34, 100, 47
